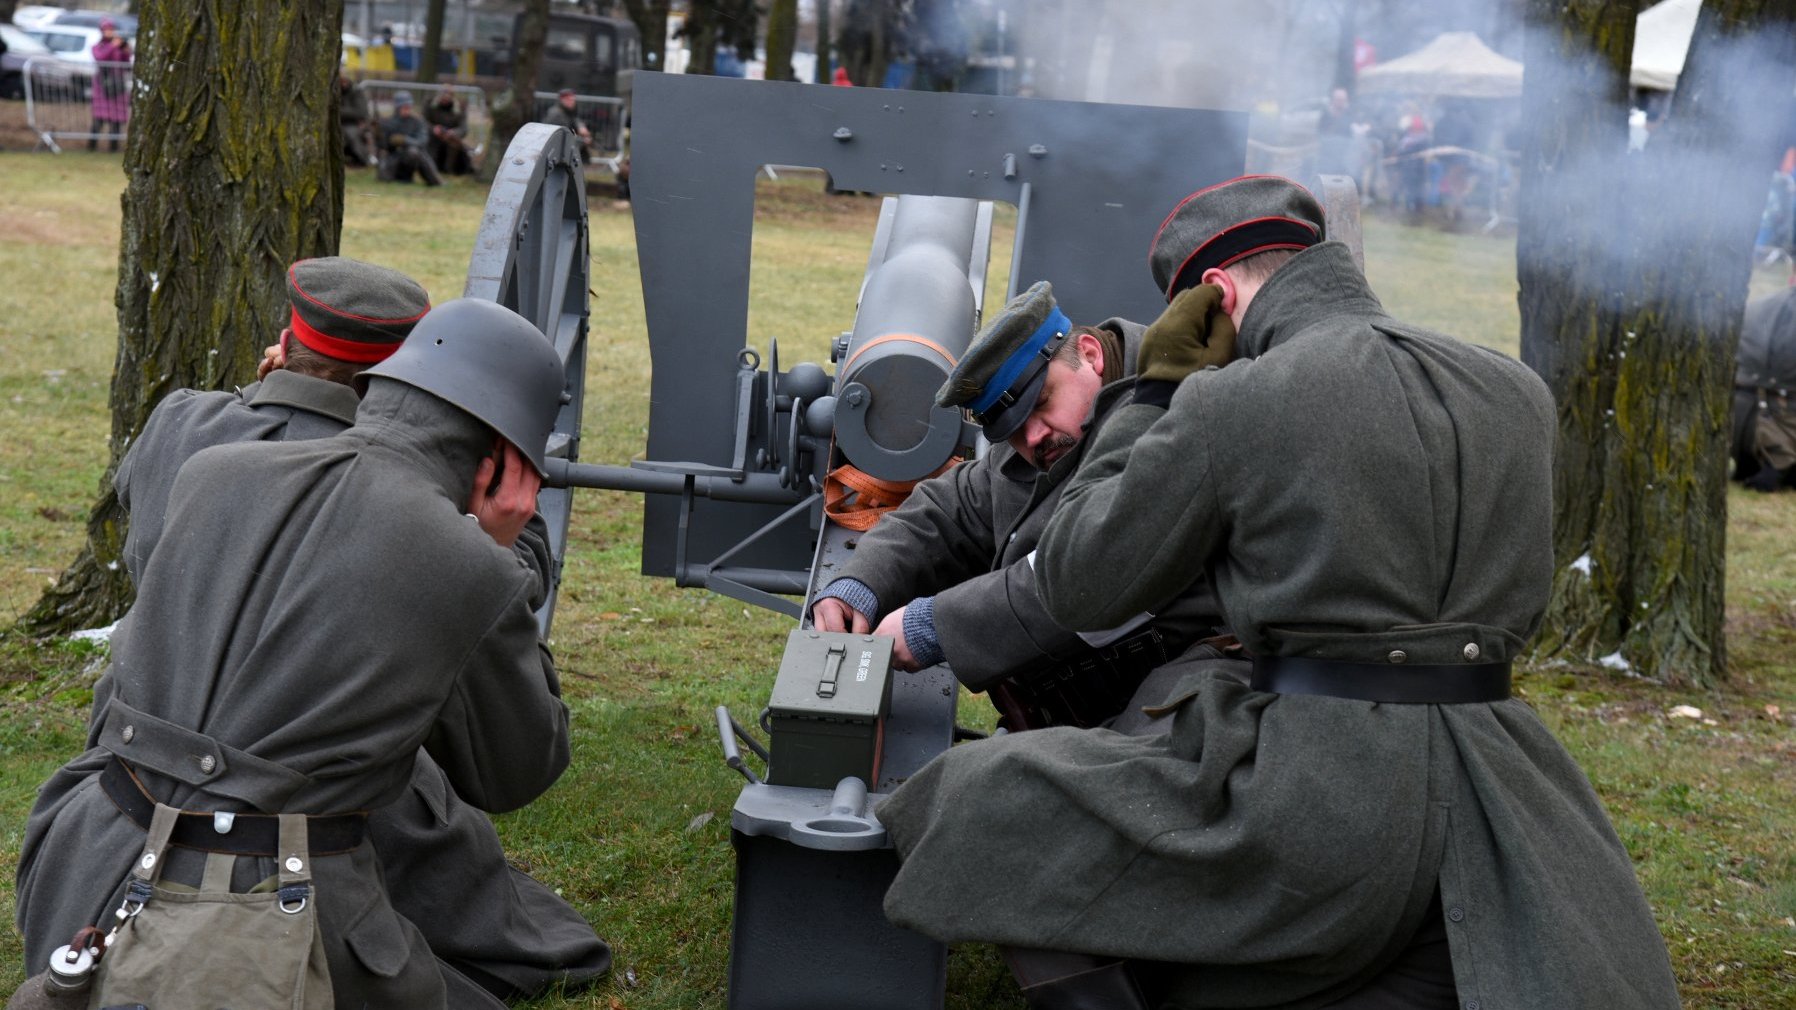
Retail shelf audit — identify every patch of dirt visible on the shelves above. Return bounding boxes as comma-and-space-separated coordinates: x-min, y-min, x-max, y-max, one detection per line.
0, 98, 47, 151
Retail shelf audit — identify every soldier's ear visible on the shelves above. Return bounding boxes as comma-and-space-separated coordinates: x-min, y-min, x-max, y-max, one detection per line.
1200, 267, 1236, 317
1075, 331, 1105, 373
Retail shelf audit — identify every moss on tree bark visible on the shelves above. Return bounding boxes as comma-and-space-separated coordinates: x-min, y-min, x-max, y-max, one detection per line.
765, 0, 798, 82
1518, 0, 1796, 686
22, 0, 346, 634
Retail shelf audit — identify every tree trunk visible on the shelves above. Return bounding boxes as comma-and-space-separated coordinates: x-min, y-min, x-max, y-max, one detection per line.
1333, 0, 1359, 92
21, 0, 346, 634
766, 0, 798, 82
839, 0, 892, 87
684, 3, 720, 76
813, 0, 831, 83
620, 0, 670, 72
480, 0, 549, 184
1517, 0, 1796, 686
418, 0, 447, 84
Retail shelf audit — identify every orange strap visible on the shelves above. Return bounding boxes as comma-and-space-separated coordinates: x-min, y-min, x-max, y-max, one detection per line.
823, 458, 960, 532
839, 332, 959, 376
824, 332, 962, 531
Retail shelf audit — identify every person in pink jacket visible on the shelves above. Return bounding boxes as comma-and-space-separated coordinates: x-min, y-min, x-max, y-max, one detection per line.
88, 17, 131, 152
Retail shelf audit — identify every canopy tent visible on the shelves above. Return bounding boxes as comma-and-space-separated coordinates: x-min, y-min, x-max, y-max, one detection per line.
1357, 31, 1522, 99
1631, 0, 1701, 91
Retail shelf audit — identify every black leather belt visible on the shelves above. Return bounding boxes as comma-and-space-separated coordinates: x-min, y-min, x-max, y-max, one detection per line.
101, 757, 367, 857
1251, 655, 1511, 704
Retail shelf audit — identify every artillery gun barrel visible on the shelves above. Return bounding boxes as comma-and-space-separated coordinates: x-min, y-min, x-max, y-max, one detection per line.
832, 196, 985, 483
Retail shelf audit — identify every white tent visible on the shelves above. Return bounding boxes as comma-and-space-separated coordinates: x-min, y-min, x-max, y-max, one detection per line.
1631, 0, 1701, 91
1357, 31, 1523, 99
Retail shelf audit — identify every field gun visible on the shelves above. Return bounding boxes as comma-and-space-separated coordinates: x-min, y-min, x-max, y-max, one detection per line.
459, 74, 1334, 1008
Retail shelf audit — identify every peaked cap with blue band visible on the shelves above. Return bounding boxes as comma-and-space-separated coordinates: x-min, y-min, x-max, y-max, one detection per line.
935, 280, 1072, 442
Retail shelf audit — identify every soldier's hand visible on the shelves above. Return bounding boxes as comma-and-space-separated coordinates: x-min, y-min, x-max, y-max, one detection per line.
256, 340, 286, 380
811, 597, 870, 634
1138, 283, 1238, 385
468, 442, 541, 548
875, 608, 919, 671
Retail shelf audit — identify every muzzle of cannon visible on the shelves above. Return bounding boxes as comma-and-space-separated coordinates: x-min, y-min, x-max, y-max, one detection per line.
828, 196, 989, 482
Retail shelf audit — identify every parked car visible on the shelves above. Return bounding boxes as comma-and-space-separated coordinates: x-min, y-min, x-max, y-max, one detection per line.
1, 22, 85, 99
26, 24, 102, 65
10, 5, 64, 31
51, 9, 138, 37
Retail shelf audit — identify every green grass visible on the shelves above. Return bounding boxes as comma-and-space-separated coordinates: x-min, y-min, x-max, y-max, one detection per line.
2, 152, 1796, 1008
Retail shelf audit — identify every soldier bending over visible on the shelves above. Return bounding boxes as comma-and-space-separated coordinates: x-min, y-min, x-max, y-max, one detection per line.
877, 176, 1683, 1010
811, 281, 1221, 732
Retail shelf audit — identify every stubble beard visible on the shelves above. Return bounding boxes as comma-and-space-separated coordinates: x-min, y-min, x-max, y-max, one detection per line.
1034, 433, 1080, 470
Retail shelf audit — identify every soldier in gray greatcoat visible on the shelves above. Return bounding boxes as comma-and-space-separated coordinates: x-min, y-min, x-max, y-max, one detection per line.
811, 282, 1221, 730
79, 258, 611, 1006
379, 90, 444, 186
16, 299, 588, 1008
1731, 283, 1796, 492
876, 176, 1682, 1009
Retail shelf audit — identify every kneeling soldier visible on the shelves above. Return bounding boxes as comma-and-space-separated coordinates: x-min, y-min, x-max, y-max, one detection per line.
91, 258, 610, 1004
16, 300, 581, 1008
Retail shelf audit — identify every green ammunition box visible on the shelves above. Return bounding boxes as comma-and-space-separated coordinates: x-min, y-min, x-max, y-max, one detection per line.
765, 630, 895, 789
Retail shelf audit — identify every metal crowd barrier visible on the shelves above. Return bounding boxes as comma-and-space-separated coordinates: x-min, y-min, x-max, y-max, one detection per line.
352, 82, 624, 173
354, 80, 492, 168
529, 90, 627, 170
23, 57, 132, 154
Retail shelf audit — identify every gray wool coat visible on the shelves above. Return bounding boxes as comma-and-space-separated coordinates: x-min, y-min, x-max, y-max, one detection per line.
878, 242, 1682, 1009
93, 368, 608, 1002
17, 380, 574, 1010
827, 321, 1220, 693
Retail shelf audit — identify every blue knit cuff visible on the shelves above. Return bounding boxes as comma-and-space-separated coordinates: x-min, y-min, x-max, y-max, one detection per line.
902, 596, 946, 669
814, 578, 880, 623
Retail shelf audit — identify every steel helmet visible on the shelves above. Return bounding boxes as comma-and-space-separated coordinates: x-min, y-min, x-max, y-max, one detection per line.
357, 298, 565, 475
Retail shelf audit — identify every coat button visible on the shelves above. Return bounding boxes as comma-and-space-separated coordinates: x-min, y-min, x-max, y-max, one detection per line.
198, 755, 216, 774
1387, 650, 1408, 664
121, 725, 135, 744
1465, 1001, 1481, 1010
1447, 905, 1465, 922
1463, 643, 1481, 661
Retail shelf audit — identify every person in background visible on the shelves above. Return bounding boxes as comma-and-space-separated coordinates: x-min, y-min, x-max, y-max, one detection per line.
541, 87, 592, 162
426, 90, 474, 176
339, 74, 376, 167
379, 90, 444, 186
88, 17, 130, 153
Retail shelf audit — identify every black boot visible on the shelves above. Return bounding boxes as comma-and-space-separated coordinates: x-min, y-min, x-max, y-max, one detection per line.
1021, 961, 1149, 1010
1744, 464, 1792, 493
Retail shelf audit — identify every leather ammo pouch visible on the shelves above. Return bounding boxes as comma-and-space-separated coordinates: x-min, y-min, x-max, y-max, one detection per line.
89, 801, 334, 1010
991, 628, 1170, 730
